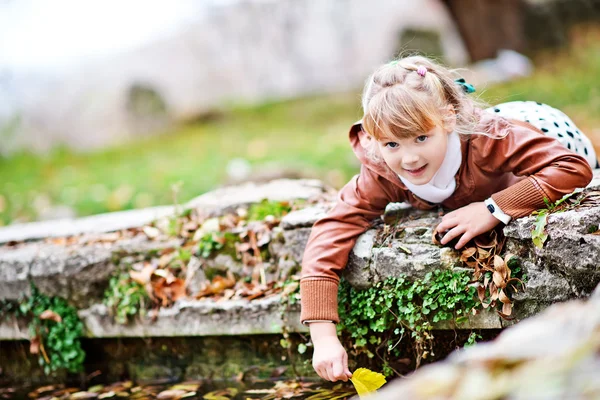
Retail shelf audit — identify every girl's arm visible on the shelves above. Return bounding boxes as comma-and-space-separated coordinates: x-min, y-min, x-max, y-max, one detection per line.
437, 120, 593, 250
300, 164, 403, 324
474, 120, 593, 218
301, 165, 402, 382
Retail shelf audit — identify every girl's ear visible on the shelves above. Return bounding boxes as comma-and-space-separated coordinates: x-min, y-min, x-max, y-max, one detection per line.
444, 104, 457, 133
358, 129, 373, 149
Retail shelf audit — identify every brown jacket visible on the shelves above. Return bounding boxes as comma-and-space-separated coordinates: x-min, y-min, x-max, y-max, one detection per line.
300, 111, 593, 323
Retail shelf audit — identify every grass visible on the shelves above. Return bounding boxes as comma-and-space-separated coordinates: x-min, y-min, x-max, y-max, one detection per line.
1, 26, 599, 226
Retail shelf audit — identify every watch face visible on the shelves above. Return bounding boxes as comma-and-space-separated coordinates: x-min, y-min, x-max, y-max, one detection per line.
487, 204, 495, 213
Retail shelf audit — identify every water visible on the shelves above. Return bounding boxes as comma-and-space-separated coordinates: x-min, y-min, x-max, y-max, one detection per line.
2, 379, 356, 400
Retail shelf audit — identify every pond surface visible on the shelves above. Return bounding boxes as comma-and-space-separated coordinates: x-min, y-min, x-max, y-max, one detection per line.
2, 379, 357, 400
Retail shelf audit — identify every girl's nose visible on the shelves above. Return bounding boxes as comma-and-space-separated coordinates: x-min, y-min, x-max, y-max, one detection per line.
402, 153, 420, 165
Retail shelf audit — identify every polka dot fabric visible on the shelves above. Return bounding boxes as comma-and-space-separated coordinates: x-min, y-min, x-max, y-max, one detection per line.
486, 101, 598, 168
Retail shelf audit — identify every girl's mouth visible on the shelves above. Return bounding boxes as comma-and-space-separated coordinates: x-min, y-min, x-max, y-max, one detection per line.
404, 164, 428, 176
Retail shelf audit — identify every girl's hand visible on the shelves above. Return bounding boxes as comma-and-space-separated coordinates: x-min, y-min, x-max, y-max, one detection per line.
435, 202, 500, 249
309, 322, 352, 382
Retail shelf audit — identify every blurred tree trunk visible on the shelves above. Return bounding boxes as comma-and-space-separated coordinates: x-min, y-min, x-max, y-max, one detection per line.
442, 0, 525, 62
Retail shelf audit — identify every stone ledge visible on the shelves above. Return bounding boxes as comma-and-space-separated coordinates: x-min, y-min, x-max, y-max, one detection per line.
0, 179, 331, 244
0, 295, 507, 340
1, 175, 599, 339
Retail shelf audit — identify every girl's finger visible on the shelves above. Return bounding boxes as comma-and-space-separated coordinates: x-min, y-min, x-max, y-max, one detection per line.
331, 359, 347, 382
316, 365, 329, 381
455, 231, 475, 249
437, 217, 459, 233
325, 364, 337, 382
315, 367, 326, 381
343, 351, 352, 378
442, 210, 457, 220
440, 225, 466, 245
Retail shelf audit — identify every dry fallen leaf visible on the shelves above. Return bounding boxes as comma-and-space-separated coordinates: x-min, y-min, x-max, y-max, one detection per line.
129, 262, 155, 286
39, 310, 62, 323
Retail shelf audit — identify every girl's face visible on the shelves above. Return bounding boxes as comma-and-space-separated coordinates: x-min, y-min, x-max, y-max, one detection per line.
376, 125, 450, 185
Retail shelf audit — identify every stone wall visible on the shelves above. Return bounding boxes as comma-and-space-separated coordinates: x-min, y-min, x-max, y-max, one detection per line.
1, 175, 600, 340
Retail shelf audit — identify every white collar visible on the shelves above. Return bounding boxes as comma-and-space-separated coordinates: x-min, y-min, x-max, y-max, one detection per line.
398, 131, 462, 204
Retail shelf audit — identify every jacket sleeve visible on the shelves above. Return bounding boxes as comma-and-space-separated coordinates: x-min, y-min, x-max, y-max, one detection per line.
473, 120, 593, 218
300, 165, 403, 323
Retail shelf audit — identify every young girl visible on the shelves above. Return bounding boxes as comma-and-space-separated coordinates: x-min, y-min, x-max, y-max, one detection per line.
300, 55, 595, 382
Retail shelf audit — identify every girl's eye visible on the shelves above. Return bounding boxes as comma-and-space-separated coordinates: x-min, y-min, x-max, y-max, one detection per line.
416, 135, 428, 143
385, 142, 399, 148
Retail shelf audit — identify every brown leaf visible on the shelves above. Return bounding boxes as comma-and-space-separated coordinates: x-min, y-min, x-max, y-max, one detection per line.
143, 226, 161, 239
169, 279, 187, 302
500, 302, 513, 318
460, 247, 477, 262
492, 271, 505, 289
70, 392, 98, 400
210, 275, 235, 295
281, 282, 299, 297
256, 232, 271, 248
29, 336, 40, 355
156, 389, 187, 400
498, 289, 511, 304
493, 255, 504, 270
477, 248, 490, 260
158, 253, 175, 268
152, 278, 169, 307
477, 285, 486, 302
490, 283, 499, 301
129, 262, 155, 285
235, 242, 252, 254
39, 310, 62, 323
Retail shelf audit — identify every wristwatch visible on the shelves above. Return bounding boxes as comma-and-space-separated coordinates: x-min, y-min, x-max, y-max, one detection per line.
484, 198, 511, 225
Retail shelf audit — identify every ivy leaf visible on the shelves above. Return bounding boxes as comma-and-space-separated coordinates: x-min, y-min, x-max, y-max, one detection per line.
531, 212, 549, 249
350, 368, 386, 397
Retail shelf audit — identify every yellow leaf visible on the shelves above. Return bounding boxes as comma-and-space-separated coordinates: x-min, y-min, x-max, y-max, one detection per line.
350, 368, 386, 397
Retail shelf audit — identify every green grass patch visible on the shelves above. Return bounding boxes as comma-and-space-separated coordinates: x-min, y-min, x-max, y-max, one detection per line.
1, 28, 599, 225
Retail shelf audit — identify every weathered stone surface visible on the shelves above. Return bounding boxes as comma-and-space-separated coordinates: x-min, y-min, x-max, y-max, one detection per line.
0, 179, 329, 244
80, 296, 305, 338
280, 203, 332, 230
1, 177, 599, 339
282, 227, 313, 265
186, 179, 330, 216
0, 206, 175, 244
369, 287, 600, 400
504, 205, 600, 303
0, 235, 181, 307
0, 297, 306, 340
345, 230, 377, 289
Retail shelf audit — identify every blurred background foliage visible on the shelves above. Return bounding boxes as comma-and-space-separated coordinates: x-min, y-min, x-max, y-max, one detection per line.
0, 25, 599, 226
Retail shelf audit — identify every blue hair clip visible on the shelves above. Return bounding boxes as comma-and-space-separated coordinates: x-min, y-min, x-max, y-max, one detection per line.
454, 78, 476, 94
389, 60, 399, 66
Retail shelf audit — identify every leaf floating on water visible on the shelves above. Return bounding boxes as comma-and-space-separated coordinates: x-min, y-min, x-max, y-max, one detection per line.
69, 392, 99, 400
156, 389, 187, 400
202, 388, 237, 400
168, 384, 200, 392
350, 368, 386, 397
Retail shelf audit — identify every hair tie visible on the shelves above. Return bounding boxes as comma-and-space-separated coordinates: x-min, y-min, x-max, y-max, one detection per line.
417, 66, 427, 77
454, 78, 476, 94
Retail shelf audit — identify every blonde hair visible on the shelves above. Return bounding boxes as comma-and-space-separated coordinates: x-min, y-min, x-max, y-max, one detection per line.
361, 55, 493, 144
